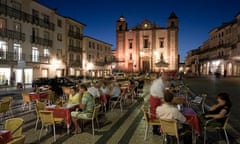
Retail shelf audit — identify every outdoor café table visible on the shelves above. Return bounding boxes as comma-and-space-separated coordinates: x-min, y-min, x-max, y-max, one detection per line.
45, 103, 79, 134
0, 129, 11, 143
182, 107, 201, 136
29, 92, 48, 102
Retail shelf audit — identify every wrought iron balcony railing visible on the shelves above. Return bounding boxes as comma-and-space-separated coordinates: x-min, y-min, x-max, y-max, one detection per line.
0, 3, 55, 31
31, 36, 53, 47
68, 31, 83, 40
0, 28, 25, 41
68, 45, 82, 52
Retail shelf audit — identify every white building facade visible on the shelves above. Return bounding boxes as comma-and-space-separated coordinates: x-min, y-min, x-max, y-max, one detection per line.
185, 13, 240, 76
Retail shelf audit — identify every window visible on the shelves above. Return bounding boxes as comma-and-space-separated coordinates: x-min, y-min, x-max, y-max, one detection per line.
13, 43, 22, 61
0, 41, 7, 60
13, 22, 21, 32
129, 42, 132, 49
43, 31, 49, 39
32, 47, 39, 62
129, 53, 132, 60
57, 33, 62, 41
88, 54, 91, 61
0, 18, 6, 29
69, 39, 74, 46
43, 14, 49, 24
89, 42, 91, 48
93, 43, 95, 49
57, 19, 62, 27
32, 9, 39, 23
76, 40, 80, 48
76, 54, 80, 61
144, 39, 148, 48
160, 41, 164, 48
69, 25, 74, 32
43, 48, 49, 57
69, 53, 74, 61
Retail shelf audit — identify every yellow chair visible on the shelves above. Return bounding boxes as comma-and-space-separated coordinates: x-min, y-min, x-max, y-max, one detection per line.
35, 102, 46, 130
79, 104, 101, 136
0, 100, 11, 122
21, 91, 31, 111
1, 96, 13, 117
4, 118, 24, 139
38, 110, 64, 142
141, 105, 161, 140
7, 135, 25, 144
159, 118, 192, 144
203, 113, 230, 144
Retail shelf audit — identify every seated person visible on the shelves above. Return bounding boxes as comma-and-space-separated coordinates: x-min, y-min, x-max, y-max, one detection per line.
110, 82, 121, 101
88, 82, 100, 98
68, 86, 80, 104
71, 84, 95, 134
156, 90, 192, 144
199, 92, 232, 127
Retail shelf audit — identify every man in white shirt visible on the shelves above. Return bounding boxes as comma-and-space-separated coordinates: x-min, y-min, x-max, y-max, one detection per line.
88, 83, 100, 98
156, 91, 192, 144
110, 82, 121, 100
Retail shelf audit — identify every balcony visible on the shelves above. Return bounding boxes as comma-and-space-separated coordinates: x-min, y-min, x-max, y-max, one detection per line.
68, 45, 82, 52
69, 60, 82, 67
31, 36, 53, 47
30, 55, 50, 64
0, 3, 54, 31
68, 31, 83, 40
0, 51, 25, 64
0, 28, 25, 41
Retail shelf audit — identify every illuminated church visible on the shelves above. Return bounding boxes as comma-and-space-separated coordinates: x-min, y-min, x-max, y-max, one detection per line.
115, 12, 179, 72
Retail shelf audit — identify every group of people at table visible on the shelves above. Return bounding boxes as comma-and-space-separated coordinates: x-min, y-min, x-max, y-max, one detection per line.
53, 81, 122, 134
149, 73, 232, 143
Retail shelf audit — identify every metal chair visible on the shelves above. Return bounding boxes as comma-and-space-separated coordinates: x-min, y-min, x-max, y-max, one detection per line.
78, 104, 101, 136
190, 93, 207, 113
109, 93, 123, 112
141, 105, 161, 140
203, 113, 230, 144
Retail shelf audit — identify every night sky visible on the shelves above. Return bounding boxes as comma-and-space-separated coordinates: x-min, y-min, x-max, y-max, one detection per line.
37, 0, 240, 62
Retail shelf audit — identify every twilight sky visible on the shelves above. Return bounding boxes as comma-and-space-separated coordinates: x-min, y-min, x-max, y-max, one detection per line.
37, 0, 240, 62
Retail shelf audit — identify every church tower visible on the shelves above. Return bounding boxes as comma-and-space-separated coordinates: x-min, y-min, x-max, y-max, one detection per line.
167, 12, 179, 70
116, 16, 128, 70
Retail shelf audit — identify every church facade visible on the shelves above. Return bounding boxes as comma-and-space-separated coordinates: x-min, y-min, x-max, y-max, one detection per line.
115, 12, 179, 73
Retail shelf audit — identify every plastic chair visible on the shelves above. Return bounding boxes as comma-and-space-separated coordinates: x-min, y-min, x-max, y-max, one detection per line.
21, 91, 32, 111
203, 113, 230, 144
7, 135, 25, 144
1, 96, 13, 117
0, 100, 11, 122
38, 110, 64, 142
159, 118, 192, 144
4, 118, 24, 139
79, 104, 101, 136
141, 105, 161, 140
35, 102, 46, 130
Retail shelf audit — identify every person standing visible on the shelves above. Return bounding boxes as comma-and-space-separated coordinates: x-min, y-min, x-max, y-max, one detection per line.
149, 73, 166, 135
